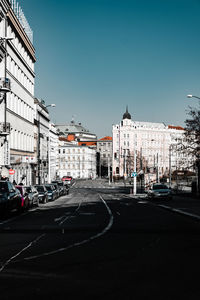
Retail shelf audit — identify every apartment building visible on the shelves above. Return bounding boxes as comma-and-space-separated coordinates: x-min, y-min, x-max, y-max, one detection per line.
58, 141, 96, 179
0, 0, 36, 184
112, 108, 192, 183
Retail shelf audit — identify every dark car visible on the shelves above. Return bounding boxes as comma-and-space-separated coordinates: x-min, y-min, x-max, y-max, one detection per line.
34, 185, 48, 204
50, 182, 60, 198
52, 180, 68, 196
24, 186, 39, 207
0, 181, 22, 215
15, 185, 30, 211
45, 184, 57, 201
147, 183, 173, 200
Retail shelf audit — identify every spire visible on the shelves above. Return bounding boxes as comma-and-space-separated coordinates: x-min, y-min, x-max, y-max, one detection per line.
123, 106, 131, 120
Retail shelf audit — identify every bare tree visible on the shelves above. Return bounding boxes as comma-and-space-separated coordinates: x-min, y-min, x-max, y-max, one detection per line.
184, 103, 200, 193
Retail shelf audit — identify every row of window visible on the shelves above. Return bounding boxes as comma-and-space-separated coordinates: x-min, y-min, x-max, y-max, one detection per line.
7, 55, 34, 95
60, 156, 86, 161
7, 25, 34, 71
10, 130, 34, 152
7, 92, 34, 123
59, 148, 85, 154
98, 142, 111, 147
60, 164, 86, 169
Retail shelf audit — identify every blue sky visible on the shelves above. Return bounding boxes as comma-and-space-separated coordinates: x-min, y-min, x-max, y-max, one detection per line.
19, 0, 200, 138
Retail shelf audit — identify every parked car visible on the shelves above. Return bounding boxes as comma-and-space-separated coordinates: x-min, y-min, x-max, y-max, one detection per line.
62, 176, 73, 185
34, 185, 48, 204
15, 185, 30, 211
0, 181, 22, 215
24, 186, 39, 207
45, 184, 57, 201
64, 184, 69, 195
50, 182, 60, 198
52, 180, 68, 195
147, 183, 173, 200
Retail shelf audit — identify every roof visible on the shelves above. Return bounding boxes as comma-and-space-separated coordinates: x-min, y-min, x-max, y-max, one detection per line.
123, 106, 131, 120
133, 121, 167, 129
78, 141, 97, 146
98, 136, 112, 141
168, 125, 184, 130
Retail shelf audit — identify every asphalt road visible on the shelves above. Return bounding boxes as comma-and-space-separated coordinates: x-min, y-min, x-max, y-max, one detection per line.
0, 179, 200, 300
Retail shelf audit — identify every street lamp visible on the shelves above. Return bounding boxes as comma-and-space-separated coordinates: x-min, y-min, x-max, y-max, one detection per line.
37, 103, 56, 185
187, 94, 200, 100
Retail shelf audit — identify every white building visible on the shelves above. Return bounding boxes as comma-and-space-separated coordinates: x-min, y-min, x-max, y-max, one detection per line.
49, 122, 59, 182
58, 141, 96, 179
0, 0, 36, 184
112, 108, 191, 183
34, 98, 51, 185
55, 120, 97, 143
97, 136, 112, 177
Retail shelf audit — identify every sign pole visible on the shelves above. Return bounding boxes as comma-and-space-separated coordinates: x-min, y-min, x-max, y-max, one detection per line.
133, 145, 137, 195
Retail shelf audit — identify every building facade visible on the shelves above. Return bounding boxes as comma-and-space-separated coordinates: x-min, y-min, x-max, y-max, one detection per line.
97, 136, 112, 177
112, 108, 192, 184
55, 120, 97, 143
0, 0, 36, 184
58, 141, 97, 180
49, 122, 59, 182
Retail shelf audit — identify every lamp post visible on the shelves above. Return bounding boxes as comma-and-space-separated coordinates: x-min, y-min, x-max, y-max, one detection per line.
37, 103, 56, 185
187, 94, 200, 100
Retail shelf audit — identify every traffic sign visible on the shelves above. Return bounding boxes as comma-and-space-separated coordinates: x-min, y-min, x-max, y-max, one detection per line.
131, 172, 137, 177
9, 169, 15, 175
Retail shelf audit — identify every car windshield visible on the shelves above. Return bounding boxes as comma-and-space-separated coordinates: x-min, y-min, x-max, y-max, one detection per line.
25, 187, 31, 193
36, 186, 45, 192
0, 182, 8, 193
16, 186, 23, 193
46, 186, 52, 191
153, 184, 168, 190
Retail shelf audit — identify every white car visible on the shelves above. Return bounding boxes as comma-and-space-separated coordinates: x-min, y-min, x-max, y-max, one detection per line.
147, 184, 172, 200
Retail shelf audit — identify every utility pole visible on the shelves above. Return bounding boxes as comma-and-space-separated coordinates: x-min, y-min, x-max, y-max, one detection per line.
108, 155, 110, 185
37, 112, 41, 185
133, 139, 137, 195
156, 153, 159, 183
169, 145, 172, 188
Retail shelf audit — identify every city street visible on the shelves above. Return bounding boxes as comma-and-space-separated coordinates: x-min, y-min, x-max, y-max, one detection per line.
0, 180, 200, 299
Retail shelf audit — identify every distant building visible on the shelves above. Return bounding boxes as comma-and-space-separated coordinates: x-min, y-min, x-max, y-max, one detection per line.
58, 141, 96, 179
97, 136, 112, 177
112, 107, 193, 184
55, 120, 97, 144
49, 123, 59, 182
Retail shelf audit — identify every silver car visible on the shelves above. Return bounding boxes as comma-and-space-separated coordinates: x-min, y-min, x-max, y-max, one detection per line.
147, 184, 172, 200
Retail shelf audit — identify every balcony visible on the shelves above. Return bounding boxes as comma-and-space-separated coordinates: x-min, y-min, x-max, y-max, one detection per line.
0, 122, 11, 136
0, 78, 11, 93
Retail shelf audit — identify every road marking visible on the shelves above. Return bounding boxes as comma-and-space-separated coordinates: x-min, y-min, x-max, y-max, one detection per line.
18, 195, 114, 262
0, 234, 45, 273
158, 204, 200, 221
58, 199, 82, 226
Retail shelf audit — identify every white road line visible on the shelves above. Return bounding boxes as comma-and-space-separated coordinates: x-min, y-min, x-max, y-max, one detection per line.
158, 204, 200, 220
19, 195, 114, 262
0, 234, 45, 273
58, 199, 82, 226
